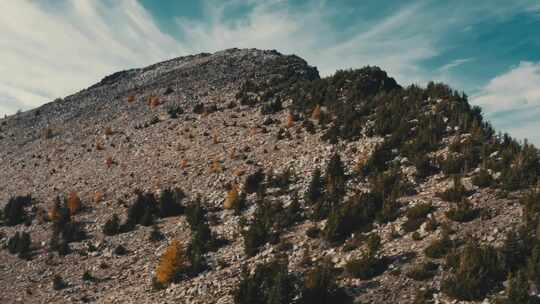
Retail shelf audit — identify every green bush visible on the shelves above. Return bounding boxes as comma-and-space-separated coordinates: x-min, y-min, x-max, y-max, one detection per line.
323, 192, 383, 243
243, 201, 278, 256
3, 195, 31, 226
158, 188, 185, 218
82, 271, 94, 282
424, 232, 456, 259
298, 260, 353, 304
103, 214, 120, 236
406, 262, 438, 281
413, 288, 435, 304
445, 200, 479, 222
234, 259, 295, 304
437, 176, 468, 202
244, 169, 265, 194
499, 271, 538, 304
7, 231, 31, 259
149, 224, 164, 242
440, 154, 465, 175
167, 106, 184, 118
402, 203, 434, 233
324, 153, 347, 201
304, 168, 323, 205
442, 242, 505, 301
472, 169, 493, 188
345, 234, 387, 279
53, 275, 66, 290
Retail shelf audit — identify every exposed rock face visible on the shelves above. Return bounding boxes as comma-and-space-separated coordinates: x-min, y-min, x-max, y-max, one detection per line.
0, 48, 531, 304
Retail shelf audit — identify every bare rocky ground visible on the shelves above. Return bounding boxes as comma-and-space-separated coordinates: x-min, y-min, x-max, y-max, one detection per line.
0, 48, 524, 303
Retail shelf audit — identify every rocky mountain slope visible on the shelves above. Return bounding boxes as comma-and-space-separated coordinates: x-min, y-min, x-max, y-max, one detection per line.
1, 48, 539, 304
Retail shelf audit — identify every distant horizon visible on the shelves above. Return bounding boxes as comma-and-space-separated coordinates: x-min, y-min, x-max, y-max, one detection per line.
1, 0, 539, 145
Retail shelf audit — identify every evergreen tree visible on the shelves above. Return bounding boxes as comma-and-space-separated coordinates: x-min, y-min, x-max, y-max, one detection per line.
304, 168, 322, 205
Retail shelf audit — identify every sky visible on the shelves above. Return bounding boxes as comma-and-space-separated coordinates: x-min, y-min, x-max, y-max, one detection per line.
1, 0, 539, 145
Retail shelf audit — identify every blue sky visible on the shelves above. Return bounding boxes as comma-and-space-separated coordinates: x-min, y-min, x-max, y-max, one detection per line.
1, 0, 539, 145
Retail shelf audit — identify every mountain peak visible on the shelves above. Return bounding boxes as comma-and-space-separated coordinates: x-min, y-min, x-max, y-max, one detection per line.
1, 48, 539, 304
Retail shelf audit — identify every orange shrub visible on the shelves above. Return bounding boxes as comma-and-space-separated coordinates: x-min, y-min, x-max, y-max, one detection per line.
286, 113, 294, 128
104, 127, 113, 136
233, 168, 245, 177
311, 105, 321, 120
96, 141, 104, 151
148, 96, 160, 108
67, 192, 81, 215
94, 191, 104, 204
48, 205, 60, 222
211, 160, 222, 173
180, 159, 188, 169
155, 240, 188, 285
127, 95, 135, 103
224, 184, 239, 210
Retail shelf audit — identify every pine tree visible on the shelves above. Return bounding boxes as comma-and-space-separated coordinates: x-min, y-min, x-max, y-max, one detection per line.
504, 271, 533, 304
324, 153, 346, 200
304, 168, 322, 205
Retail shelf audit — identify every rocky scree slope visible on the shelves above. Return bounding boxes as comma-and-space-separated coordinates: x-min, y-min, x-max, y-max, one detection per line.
0, 48, 539, 304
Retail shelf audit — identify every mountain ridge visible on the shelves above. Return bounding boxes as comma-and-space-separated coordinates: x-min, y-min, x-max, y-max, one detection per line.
0, 48, 539, 304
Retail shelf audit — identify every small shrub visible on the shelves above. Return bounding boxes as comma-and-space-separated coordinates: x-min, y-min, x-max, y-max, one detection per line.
167, 106, 184, 118
440, 154, 465, 175
345, 234, 387, 280
437, 176, 468, 202
501, 271, 536, 304
3, 195, 31, 226
406, 262, 438, 281
445, 200, 479, 222
323, 192, 383, 243
324, 153, 346, 200
306, 226, 320, 239
244, 169, 265, 194
94, 191, 104, 204
158, 188, 184, 218
402, 203, 434, 233
149, 225, 164, 242
424, 232, 456, 259
224, 184, 240, 210
442, 242, 504, 301
52, 275, 66, 290
472, 169, 493, 188
413, 288, 435, 304
103, 214, 120, 236
193, 103, 205, 114
82, 271, 94, 282
304, 168, 322, 205
234, 259, 295, 304
299, 260, 353, 304
66, 192, 81, 215
7, 231, 31, 259
114, 244, 127, 256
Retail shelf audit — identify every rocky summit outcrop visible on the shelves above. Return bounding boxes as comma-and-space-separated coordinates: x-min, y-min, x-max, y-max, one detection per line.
0, 48, 539, 304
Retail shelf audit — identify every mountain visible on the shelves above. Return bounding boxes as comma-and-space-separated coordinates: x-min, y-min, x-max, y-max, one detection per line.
1, 48, 539, 304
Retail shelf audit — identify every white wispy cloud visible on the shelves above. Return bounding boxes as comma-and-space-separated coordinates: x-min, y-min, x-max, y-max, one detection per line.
472, 61, 540, 113
471, 61, 540, 144
0, 0, 184, 115
438, 58, 475, 73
